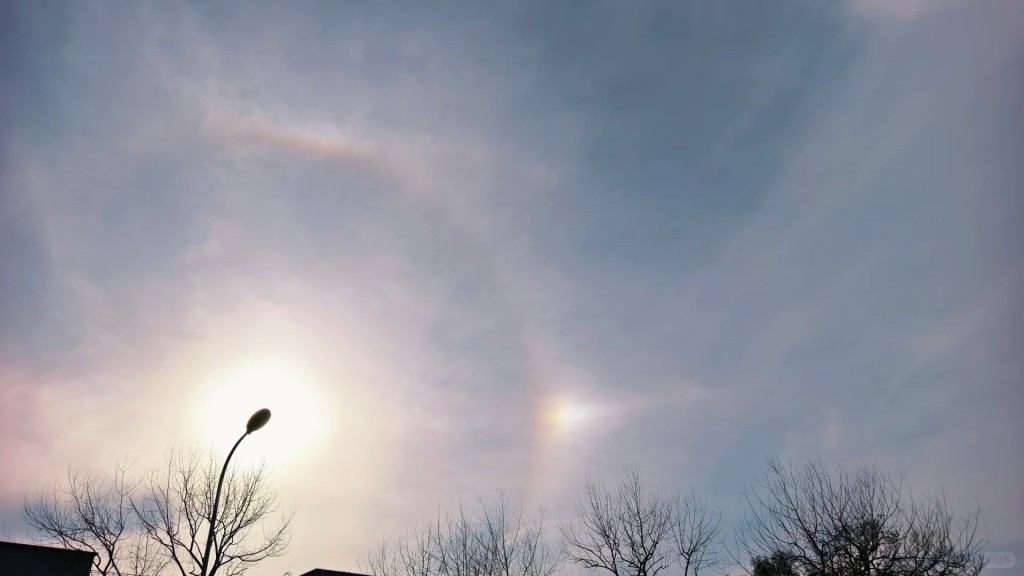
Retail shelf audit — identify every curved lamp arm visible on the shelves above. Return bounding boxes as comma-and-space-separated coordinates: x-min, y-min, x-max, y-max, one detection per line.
200, 408, 271, 576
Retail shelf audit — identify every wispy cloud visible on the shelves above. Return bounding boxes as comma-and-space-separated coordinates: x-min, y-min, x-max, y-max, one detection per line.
2, 1, 1020, 572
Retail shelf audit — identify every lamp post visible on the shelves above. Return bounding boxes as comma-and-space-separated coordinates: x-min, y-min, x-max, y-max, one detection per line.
199, 408, 272, 576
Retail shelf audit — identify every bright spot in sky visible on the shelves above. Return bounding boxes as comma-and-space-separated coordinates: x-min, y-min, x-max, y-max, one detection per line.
192, 356, 329, 464
542, 396, 595, 434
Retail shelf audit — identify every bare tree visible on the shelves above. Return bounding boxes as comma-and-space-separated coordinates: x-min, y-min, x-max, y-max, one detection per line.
736, 458, 986, 576
133, 449, 291, 576
561, 469, 673, 576
24, 461, 167, 576
24, 449, 290, 576
670, 490, 724, 576
477, 495, 560, 576
364, 493, 560, 576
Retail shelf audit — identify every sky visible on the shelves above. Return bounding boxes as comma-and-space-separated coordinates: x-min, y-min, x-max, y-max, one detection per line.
1, 1, 1022, 575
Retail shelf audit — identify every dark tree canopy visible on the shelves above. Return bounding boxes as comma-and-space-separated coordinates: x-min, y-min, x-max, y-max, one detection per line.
752, 552, 798, 576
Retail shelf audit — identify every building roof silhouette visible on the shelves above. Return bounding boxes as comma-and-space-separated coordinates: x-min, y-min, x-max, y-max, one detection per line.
0, 540, 96, 576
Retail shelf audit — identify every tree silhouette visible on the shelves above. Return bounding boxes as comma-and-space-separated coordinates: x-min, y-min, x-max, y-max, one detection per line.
364, 493, 559, 576
24, 449, 290, 576
561, 469, 724, 576
736, 459, 986, 576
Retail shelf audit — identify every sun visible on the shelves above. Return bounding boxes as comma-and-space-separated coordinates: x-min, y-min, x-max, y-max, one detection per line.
191, 356, 329, 464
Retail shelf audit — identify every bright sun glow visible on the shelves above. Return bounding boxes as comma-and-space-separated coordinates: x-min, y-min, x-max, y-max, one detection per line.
192, 356, 329, 464
542, 396, 595, 434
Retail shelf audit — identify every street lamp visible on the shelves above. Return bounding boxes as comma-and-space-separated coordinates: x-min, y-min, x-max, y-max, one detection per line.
199, 408, 272, 576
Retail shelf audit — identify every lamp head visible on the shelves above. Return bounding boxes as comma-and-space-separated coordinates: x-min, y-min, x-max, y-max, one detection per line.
246, 408, 272, 434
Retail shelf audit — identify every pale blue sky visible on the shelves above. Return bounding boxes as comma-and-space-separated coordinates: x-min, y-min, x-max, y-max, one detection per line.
1, 2, 1021, 574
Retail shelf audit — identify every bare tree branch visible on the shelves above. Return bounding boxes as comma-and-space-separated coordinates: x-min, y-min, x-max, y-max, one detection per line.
562, 468, 720, 576
24, 461, 166, 576
25, 448, 289, 576
670, 490, 724, 576
133, 448, 291, 576
736, 458, 987, 576
364, 494, 560, 576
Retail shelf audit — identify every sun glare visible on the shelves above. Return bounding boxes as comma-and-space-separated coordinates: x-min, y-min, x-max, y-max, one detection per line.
542, 396, 594, 434
192, 356, 329, 464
